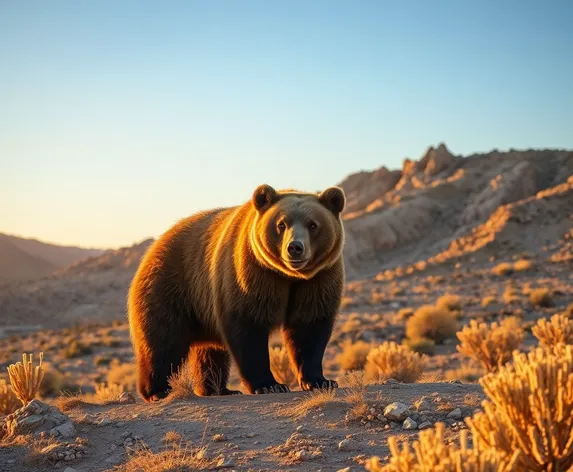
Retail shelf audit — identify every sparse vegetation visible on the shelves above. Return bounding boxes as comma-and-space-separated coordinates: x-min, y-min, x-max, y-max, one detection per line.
456, 318, 523, 372
402, 337, 435, 355
119, 442, 217, 472
336, 339, 372, 371
166, 360, 196, 400
94, 382, 125, 404
529, 287, 554, 307
0, 379, 21, 415
532, 312, 573, 347
7, 352, 45, 405
436, 293, 462, 311
491, 262, 514, 277
444, 364, 484, 383
365, 341, 426, 383
62, 340, 92, 359
269, 346, 296, 386
405, 305, 458, 344
513, 259, 534, 272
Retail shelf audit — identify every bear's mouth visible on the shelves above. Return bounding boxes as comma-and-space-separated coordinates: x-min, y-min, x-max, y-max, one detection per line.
282, 258, 310, 270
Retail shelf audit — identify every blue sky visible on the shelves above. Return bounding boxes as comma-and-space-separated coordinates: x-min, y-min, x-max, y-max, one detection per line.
1, 0, 572, 248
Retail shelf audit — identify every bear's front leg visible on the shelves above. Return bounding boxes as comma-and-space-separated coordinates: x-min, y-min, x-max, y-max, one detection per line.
283, 315, 338, 391
221, 314, 290, 394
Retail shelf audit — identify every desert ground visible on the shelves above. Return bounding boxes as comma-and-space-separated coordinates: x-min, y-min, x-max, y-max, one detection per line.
1, 145, 572, 471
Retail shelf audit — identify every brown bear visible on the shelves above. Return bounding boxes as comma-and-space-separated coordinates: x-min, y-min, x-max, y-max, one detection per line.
127, 183, 346, 402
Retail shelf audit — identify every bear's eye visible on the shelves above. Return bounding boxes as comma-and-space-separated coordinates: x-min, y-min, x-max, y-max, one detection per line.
309, 222, 318, 231
277, 222, 286, 232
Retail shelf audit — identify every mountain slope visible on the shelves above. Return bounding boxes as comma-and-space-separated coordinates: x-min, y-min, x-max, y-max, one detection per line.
0, 237, 56, 282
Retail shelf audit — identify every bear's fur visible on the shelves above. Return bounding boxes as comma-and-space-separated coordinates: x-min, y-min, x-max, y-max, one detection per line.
127, 184, 346, 401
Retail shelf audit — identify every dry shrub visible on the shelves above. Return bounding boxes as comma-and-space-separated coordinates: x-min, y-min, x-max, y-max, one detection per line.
161, 431, 183, 444
481, 296, 497, 307
467, 344, 573, 471
107, 360, 137, 392
436, 294, 462, 311
269, 346, 296, 386
529, 288, 554, 307
417, 372, 443, 383
532, 313, 573, 347
62, 340, 92, 359
94, 382, 125, 404
119, 441, 217, 472
502, 285, 521, 305
336, 339, 371, 371
491, 262, 514, 276
284, 389, 340, 419
513, 259, 533, 272
365, 422, 516, 472
0, 378, 21, 415
456, 318, 523, 372
396, 307, 414, 320
166, 361, 196, 400
365, 341, 426, 383
402, 337, 435, 355
405, 305, 458, 344
7, 352, 45, 405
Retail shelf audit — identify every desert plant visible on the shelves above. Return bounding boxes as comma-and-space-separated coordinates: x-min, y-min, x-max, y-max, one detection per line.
529, 288, 554, 307
481, 296, 497, 307
405, 305, 458, 344
7, 352, 45, 405
269, 346, 296, 386
365, 341, 426, 383
467, 344, 573, 471
436, 294, 462, 311
166, 360, 196, 400
532, 313, 573, 347
365, 422, 518, 472
456, 318, 523, 373
336, 339, 372, 371
107, 360, 137, 391
491, 262, 514, 276
62, 340, 92, 359
402, 337, 435, 355
0, 378, 21, 415
94, 382, 125, 404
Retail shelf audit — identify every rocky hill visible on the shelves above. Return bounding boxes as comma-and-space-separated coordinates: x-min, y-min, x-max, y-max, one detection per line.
0, 144, 571, 331
0, 233, 103, 283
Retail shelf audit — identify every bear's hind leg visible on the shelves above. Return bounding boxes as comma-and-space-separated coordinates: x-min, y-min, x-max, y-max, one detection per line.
190, 346, 242, 396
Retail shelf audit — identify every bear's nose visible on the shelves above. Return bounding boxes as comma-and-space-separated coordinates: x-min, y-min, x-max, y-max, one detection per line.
287, 241, 305, 258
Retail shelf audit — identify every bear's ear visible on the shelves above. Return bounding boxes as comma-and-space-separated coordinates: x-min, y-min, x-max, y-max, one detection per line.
318, 186, 346, 216
252, 184, 278, 213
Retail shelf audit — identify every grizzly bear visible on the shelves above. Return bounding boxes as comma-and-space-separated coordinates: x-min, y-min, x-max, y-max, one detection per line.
127, 184, 346, 402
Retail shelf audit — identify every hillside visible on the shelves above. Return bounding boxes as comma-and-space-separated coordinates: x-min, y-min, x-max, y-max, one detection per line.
0, 144, 571, 331
0, 233, 103, 283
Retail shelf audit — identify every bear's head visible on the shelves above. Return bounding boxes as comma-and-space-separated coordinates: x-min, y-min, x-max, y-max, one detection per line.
249, 184, 345, 280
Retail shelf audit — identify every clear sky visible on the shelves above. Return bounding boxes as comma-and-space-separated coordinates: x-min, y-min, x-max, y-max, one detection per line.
1, 1, 572, 249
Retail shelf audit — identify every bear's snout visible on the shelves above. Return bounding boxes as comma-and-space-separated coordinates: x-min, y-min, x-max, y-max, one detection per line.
287, 240, 305, 258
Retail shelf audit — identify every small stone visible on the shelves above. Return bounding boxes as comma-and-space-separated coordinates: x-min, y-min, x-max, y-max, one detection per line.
403, 417, 418, 430
246, 432, 257, 438
369, 408, 377, 415
79, 414, 98, 424
338, 439, 355, 451
415, 399, 433, 411
445, 418, 456, 427
296, 425, 306, 432
337, 468, 352, 472
411, 413, 420, 421
418, 421, 432, 430
447, 408, 463, 420
64, 468, 77, 472
385, 378, 399, 384
98, 417, 111, 426
213, 433, 227, 442
121, 431, 131, 438
384, 402, 410, 421
116, 422, 125, 428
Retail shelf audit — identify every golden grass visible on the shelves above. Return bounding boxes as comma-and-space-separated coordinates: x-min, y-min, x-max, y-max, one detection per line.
529, 288, 554, 307
456, 318, 523, 372
269, 346, 296, 386
405, 305, 458, 343
531, 313, 573, 347
284, 389, 340, 419
0, 378, 21, 415
166, 361, 196, 401
161, 431, 183, 444
481, 296, 497, 307
7, 352, 45, 405
107, 361, 138, 391
117, 442, 217, 472
94, 382, 125, 404
336, 339, 372, 371
365, 422, 515, 472
365, 341, 427, 383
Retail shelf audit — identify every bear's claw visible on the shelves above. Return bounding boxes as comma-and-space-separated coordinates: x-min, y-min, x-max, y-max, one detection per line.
254, 384, 290, 394
300, 379, 338, 391
220, 388, 243, 396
